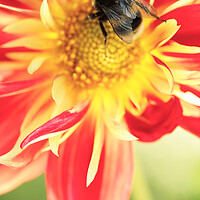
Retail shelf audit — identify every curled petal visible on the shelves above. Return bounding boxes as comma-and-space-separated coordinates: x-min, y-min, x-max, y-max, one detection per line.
156, 19, 180, 48
48, 134, 63, 157
125, 97, 183, 142
47, 0, 67, 25
20, 100, 90, 149
47, 75, 80, 156
150, 56, 174, 94
103, 112, 138, 141
51, 75, 74, 112
145, 19, 180, 50
40, 0, 57, 30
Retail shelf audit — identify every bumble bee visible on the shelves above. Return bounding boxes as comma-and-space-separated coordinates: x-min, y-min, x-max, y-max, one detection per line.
85, 0, 165, 44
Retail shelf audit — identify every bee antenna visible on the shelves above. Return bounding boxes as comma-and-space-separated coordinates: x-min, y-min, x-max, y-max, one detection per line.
157, 16, 167, 22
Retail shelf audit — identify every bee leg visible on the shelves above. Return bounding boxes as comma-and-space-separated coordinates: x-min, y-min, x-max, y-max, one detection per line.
85, 12, 102, 21
99, 20, 107, 46
99, 20, 107, 57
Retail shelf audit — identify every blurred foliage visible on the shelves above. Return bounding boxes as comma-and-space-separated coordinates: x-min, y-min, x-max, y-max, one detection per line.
0, 174, 46, 200
132, 128, 200, 200
0, 128, 200, 200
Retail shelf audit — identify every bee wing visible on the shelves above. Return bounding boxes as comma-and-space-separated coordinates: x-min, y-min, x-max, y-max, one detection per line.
132, 0, 162, 20
101, 4, 140, 44
119, 0, 138, 18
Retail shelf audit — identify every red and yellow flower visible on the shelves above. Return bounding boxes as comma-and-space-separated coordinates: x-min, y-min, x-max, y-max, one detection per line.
0, 0, 200, 199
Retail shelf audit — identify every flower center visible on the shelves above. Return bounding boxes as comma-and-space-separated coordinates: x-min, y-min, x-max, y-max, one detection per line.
57, 5, 142, 89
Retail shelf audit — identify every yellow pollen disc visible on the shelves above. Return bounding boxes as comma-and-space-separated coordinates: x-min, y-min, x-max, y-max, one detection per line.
57, 4, 142, 90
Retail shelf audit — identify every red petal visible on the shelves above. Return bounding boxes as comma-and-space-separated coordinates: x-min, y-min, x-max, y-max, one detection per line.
0, 29, 19, 61
178, 85, 200, 137
97, 134, 133, 200
163, 4, 200, 47
0, 29, 39, 62
0, 78, 47, 97
152, 56, 174, 94
0, 94, 31, 156
125, 97, 183, 142
46, 119, 134, 200
0, 0, 30, 9
180, 85, 200, 99
161, 51, 200, 71
180, 116, 200, 138
0, 87, 53, 167
154, 0, 179, 9
20, 100, 90, 149
0, 1, 39, 16
0, 153, 47, 194
0, 98, 47, 166
0, 29, 17, 45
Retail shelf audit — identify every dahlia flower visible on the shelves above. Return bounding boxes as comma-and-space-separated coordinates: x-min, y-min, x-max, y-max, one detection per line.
0, 0, 200, 199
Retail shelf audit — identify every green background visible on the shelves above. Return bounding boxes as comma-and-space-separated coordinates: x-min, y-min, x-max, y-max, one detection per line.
1, 127, 200, 200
